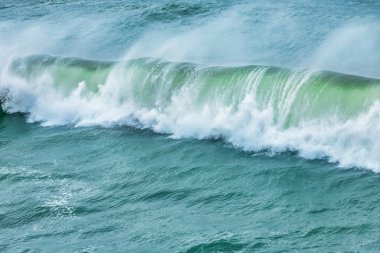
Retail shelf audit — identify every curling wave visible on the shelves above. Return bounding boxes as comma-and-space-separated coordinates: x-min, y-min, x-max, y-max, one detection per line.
1, 55, 380, 171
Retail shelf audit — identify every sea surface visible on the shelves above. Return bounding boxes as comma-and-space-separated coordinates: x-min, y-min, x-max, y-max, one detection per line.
1, 1, 380, 252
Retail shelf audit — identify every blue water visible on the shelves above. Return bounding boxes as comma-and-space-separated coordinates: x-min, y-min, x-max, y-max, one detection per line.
1, 1, 380, 252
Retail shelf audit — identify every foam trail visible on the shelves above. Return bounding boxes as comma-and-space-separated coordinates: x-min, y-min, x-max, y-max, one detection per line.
1, 55, 380, 171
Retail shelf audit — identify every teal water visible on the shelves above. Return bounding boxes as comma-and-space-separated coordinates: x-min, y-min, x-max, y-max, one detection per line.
1, 115, 380, 252
1, 0, 380, 252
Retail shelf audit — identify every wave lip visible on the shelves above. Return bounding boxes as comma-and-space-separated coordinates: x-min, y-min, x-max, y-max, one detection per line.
1, 55, 380, 171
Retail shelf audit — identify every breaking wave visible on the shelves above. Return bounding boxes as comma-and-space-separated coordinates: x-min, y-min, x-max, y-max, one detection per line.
1, 55, 380, 171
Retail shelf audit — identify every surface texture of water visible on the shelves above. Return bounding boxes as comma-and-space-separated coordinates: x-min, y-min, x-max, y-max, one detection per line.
1, 115, 380, 252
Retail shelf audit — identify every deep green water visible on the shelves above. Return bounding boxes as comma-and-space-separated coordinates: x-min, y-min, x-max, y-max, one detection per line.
1, 0, 380, 252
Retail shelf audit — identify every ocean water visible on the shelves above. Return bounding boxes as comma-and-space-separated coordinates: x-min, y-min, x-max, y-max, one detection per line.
1, 0, 380, 252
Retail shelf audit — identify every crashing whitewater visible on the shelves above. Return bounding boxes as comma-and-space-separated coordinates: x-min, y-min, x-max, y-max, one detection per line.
1, 55, 380, 171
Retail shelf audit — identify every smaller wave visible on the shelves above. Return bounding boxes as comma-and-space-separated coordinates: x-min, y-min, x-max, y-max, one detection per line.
185, 239, 250, 253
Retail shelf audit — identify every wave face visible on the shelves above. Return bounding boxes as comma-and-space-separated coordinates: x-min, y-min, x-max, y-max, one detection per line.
1, 55, 380, 171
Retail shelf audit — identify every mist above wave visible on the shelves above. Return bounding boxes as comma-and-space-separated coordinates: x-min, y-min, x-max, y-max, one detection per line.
1, 1, 380, 77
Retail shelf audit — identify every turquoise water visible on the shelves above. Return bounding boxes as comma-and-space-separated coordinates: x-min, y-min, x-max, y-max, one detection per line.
1, 1, 380, 252
2, 115, 380, 252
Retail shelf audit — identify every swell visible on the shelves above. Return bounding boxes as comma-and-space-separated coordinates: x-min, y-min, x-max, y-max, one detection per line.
1, 55, 380, 171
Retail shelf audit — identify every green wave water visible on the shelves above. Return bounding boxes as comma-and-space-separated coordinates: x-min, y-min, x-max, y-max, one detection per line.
9, 55, 380, 128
